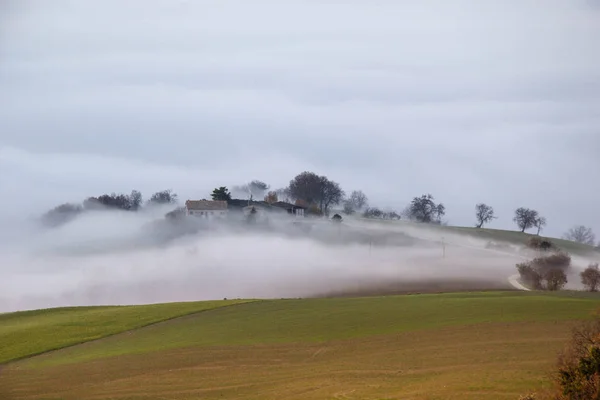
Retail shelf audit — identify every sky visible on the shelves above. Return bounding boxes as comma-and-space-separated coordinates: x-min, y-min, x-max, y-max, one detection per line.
1, 0, 599, 237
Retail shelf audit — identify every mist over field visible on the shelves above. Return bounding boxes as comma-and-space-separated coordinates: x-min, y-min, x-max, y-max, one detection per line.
0, 208, 523, 313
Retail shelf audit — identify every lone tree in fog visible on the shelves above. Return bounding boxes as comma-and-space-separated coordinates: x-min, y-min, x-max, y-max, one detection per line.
363, 207, 384, 218
474, 203, 496, 228
534, 216, 547, 236
343, 190, 369, 214
563, 225, 596, 246
406, 194, 445, 224
149, 189, 177, 205
234, 180, 270, 200
211, 186, 232, 201
513, 207, 539, 232
288, 171, 344, 215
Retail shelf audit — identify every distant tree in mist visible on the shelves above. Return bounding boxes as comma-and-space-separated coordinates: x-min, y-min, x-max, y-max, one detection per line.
129, 190, 143, 211
234, 180, 270, 200
513, 207, 539, 233
474, 203, 496, 228
343, 202, 354, 215
321, 179, 344, 216
249, 180, 269, 199
41, 203, 83, 227
275, 187, 293, 203
406, 194, 445, 224
383, 210, 401, 220
534, 216, 547, 236
563, 225, 596, 246
363, 207, 383, 218
84, 190, 142, 211
149, 189, 178, 205
343, 190, 369, 214
288, 171, 344, 215
264, 191, 278, 204
211, 186, 232, 201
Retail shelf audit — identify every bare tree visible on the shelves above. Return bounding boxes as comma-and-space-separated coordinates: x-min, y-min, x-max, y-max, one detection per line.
288, 171, 323, 205
406, 194, 445, 224
233, 180, 270, 200
343, 190, 369, 214
534, 216, 547, 236
149, 189, 177, 205
288, 171, 344, 215
513, 207, 539, 233
475, 203, 496, 228
563, 225, 596, 246
321, 178, 345, 216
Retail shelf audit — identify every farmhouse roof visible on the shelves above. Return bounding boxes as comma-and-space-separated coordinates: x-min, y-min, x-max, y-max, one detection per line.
185, 200, 228, 210
271, 201, 307, 210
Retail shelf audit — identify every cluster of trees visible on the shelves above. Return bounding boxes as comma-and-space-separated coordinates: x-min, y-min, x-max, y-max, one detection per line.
516, 242, 600, 293
43, 170, 599, 247
516, 251, 571, 291
42, 189, 178, 227
474, 205, 600, 248
221, 173, 347, 216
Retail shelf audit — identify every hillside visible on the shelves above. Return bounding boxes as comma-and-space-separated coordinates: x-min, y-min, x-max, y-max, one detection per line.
354, 216, 599, 256
3, 292, 600, 399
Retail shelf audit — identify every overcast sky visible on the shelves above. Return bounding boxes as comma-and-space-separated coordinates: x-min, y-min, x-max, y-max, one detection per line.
1, 0, 599, 237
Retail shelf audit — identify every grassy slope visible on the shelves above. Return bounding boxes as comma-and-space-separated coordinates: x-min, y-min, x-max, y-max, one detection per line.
358, 216, 599, 255
4, 292, 600, 399
18, 291, 599, 367
0, 299, 253, 364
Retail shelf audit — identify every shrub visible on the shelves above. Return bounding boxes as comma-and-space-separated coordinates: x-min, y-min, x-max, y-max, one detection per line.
527, 237, 556, 252
581, 263, 600, 292
546, 269, 568, 291
517, 262, 543, 289
532, 252, 571, 272
553, 317, 600, 399
516, 252, 571, 291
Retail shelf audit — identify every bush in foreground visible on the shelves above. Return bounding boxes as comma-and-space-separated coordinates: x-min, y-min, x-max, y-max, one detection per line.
555, 317, 600, 399
581, 263, 600, 292
522, 315, 600, 399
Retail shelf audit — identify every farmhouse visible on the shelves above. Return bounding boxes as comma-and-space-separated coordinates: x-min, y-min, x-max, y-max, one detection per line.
269, 201, 306, 217
227, 199, 307, 218
185, 200, 228, 219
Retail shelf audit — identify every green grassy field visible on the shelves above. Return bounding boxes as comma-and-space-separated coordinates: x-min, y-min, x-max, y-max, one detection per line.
0, 299, 252, 364
3, 292, 600, 399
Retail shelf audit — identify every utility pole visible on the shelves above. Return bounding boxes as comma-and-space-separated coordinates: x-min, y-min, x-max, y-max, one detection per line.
442, 236, 446, 258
